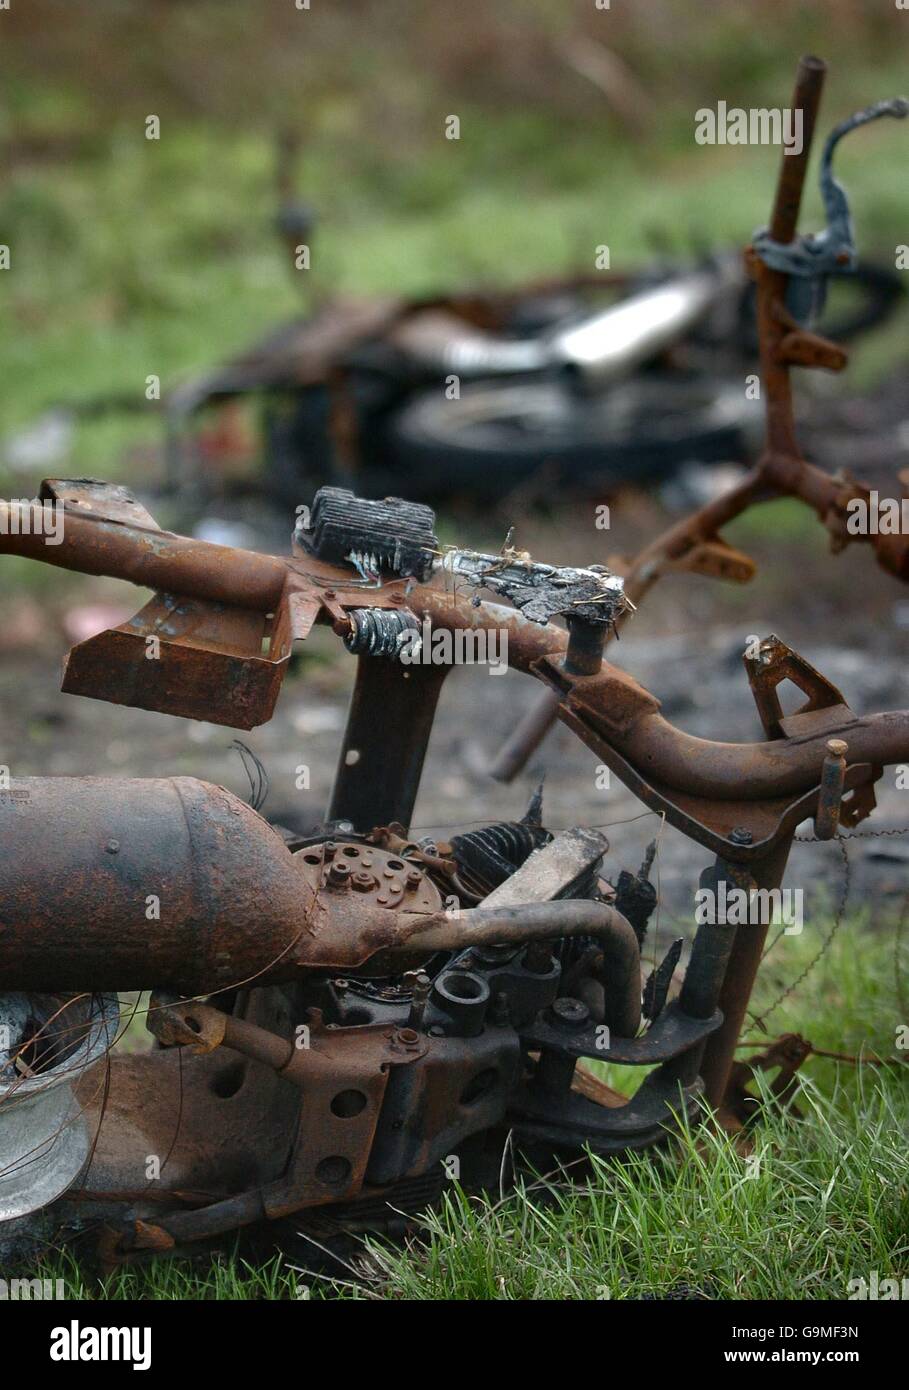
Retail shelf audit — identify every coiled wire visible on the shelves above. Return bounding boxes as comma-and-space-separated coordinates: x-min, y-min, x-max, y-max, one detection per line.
344, 607, 421, 659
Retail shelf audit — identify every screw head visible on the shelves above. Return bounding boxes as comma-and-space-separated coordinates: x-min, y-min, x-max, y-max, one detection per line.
550, 997, 590, 1030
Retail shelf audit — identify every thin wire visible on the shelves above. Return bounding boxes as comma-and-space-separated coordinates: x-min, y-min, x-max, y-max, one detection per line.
231, 739, 269, 812
749, 835, 851, 1035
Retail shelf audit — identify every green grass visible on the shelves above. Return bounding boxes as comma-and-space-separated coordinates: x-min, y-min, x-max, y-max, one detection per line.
339, 1076, 907, 1301
26, 909, 909, 1300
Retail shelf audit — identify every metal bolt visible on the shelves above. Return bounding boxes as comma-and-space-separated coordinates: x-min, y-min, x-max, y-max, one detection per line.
816, 739, 849, 840
550, 997, 590, 1030
728, 826, 753, 846
406, 972, 432, 1031
328, 861, 351, 888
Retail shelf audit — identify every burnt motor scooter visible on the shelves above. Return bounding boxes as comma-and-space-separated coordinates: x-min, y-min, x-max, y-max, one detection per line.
0, 464, 907, 1264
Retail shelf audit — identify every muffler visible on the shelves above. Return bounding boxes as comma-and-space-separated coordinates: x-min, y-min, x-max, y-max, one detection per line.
0, 776, 316, 993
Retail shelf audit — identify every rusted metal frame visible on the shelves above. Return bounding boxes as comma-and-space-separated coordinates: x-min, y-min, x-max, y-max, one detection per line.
415, 591, 880, 832
70, 990, 306, 1235
512, 852, 753, 1144
3, 503, 908, 833
2, 68, 901, 1228
487, 619, 898, 811
327, 655, 449, 833
111, 1011, 431, 1252
552, 705, 875, 862
19, 494, 289, 609
509, 1062, 706, 1155
519, 1002, 721, 1069
490, 57, 909, 783
700, 835, 796, 1109
724, 1033, 813, 1125
365, 1027, 521, 1188
115, 994, 522, 1246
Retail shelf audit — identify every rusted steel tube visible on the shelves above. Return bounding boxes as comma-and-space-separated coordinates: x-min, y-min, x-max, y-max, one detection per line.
489, 687, 561, 782
0, 508, 287, 612
614, 709, 909, 802
768, 55, 826, 244
411, 590, 567, 667
679, 862, 751, 1022
417, 590, 909, 800
126, 1190, 268, 1251
219, 1014, 296, 1072
408, 900, 641, 1038
700, 837, 794, 1108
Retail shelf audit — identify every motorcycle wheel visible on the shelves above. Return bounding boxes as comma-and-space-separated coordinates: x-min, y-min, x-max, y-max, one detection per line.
378, 372, 759, 500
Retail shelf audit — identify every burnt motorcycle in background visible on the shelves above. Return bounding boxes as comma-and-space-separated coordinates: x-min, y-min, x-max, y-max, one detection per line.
163, 117, 903, 510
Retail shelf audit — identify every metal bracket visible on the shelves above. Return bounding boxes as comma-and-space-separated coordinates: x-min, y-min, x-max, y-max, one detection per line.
743, 633, 847, 740
752, 96, 909, 321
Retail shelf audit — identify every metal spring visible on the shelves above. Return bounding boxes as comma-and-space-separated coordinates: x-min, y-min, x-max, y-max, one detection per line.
450, 821, 552, 901
344, 607, 421, 658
